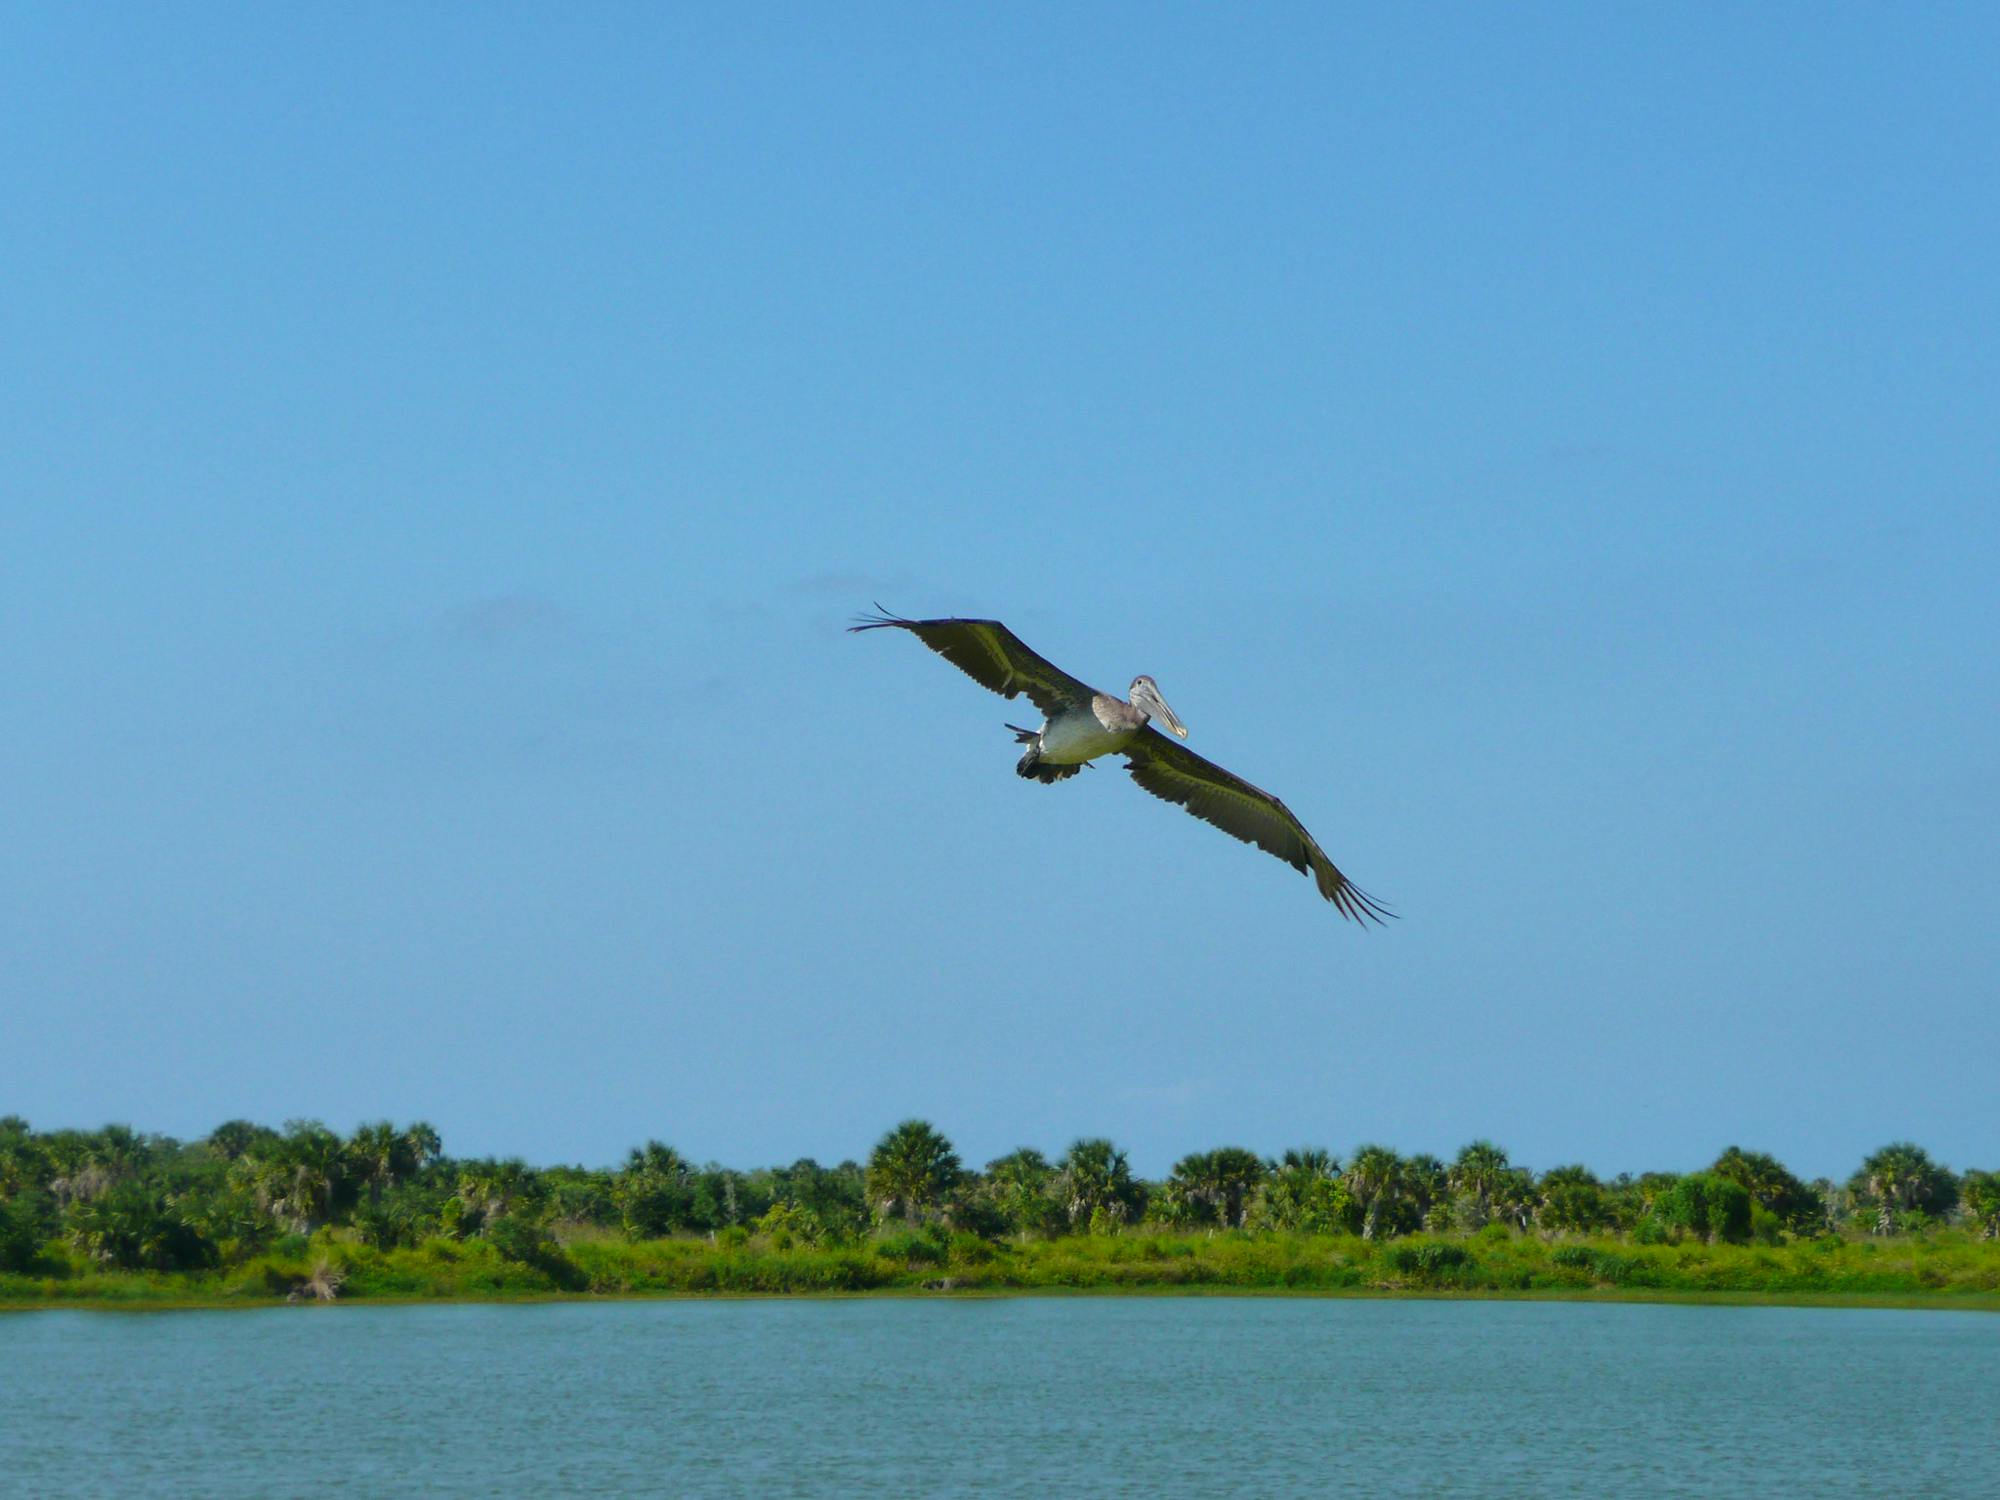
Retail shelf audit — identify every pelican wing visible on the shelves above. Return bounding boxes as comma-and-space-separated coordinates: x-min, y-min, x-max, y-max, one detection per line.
849, 608, 1097, 716
1123, 728, 1392, 924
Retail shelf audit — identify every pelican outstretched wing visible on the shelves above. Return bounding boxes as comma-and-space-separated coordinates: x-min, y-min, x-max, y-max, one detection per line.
1123, 727, 1393, 924
849, 608, 1097, 717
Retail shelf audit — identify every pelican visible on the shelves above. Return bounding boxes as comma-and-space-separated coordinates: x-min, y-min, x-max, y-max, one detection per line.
850, 609, 1391, 923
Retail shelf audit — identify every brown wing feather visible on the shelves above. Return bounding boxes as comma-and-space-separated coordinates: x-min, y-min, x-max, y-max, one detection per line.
1122, 727, 1392, 924
848, 608, 1097, 717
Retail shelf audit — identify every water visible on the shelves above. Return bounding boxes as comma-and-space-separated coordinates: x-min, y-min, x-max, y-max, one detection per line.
4, 1297, 1996, 1497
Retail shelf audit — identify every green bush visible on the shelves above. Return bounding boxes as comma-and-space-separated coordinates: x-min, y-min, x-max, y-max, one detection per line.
9, 1225, 2000, 1306
67, 1185, 218, 1272
224, 1253, 312, 1298
0, 1192, 55, 1273
946, 1231, 996, 1266
1655, 1174, 1752, 1245
1383, 1241, 1475, 1284
1581, 1249, 1656, 1286
484, 1215, 585, 1291
873, 1228, 948, 1266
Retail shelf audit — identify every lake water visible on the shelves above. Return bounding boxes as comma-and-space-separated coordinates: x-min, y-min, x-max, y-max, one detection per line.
4, 1297, 1996, 1497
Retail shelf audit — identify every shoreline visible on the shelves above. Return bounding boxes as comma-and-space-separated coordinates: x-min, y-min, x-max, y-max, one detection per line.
10, 1283, 2000, 1315
12, 1226, 2000, 1314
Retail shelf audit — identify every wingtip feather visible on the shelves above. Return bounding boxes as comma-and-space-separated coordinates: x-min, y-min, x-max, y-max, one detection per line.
1333, 882, 1396, 926
847, 602, 910, 633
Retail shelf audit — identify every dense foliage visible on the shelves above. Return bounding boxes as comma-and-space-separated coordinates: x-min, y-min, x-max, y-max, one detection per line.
2, 1115, 1993, 1306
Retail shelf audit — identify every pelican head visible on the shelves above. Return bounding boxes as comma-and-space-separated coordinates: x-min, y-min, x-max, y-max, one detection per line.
1128, 675, 1188, 738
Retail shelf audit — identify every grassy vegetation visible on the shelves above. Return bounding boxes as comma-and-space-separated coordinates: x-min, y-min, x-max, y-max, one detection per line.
9, 1115, 1999, 1313
9, 1223, 2000, 1312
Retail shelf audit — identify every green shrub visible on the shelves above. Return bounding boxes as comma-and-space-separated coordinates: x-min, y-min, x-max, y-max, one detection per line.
484, 1215, 585, 1291
67, 1185, 218, 1272
1655, 1174, 1752, 1244
223, 1252, 312, 1298
873, 1229, 948, 1267
0, 1192, 55, 1273
1586, 1250, 1655, 1286
946, 1231, 996, 1267
1383, 1241, 1475, 1284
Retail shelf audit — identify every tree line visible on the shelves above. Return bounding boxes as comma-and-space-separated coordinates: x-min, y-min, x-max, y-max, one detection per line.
2, 1113, 1995, 1277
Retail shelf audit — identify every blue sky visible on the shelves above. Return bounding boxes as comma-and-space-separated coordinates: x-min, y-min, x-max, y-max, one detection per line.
5, 7, 1995, 1182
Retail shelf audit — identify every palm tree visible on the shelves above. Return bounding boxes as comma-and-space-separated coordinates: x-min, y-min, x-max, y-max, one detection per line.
1854, 1143, 1958, 1234
1150, 1176, 1206, 1229
1278, 1147, 1337, 1177
1960, 1170, 2000, 1239
181, 1182, 272, 1253
403, 1121, 442, 1171
1405, 1153, 1447, 1232
347, 1122, 417, 1207
625, 1141, 690, 1180
1169, 1148, 1265, 1229
1449, 1141, 1511, 1228
455, 1159, 541, 1229
865, 1120, 962, 1225
765, 1157, 867, 1237
254, 1122, 348, 1234
615, 1142, 695, 1240
1491, 1168, 1537, 1231
1711, 1146, 1820, 1230
1166, 1152, 1218, 1227
1345, 1145, 1405, 1240
295, 1124, 349, 1230
206, 1120, 277, 1162
1537, 1165, 1608, 1234
0, 1118, 42, 1199
1210, 1148, 1267, 1229
1255, 1149, 1353, 1234
1056, 1138, 1140, 1232
46, 1126, 147, 1207
68, 1184, 213, 1271
984, 1148, 1060, 1238
1810, 1177, 1849, 1234
90, 1125, 151, 1176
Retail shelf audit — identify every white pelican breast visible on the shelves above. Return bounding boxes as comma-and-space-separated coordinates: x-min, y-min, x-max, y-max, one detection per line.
1036, 696, 1141, 764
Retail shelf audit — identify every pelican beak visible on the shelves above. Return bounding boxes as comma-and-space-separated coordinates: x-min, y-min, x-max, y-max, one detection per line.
1134, 681, 1188, 738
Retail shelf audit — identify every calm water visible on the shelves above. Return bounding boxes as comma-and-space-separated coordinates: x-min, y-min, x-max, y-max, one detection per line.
4, 1297, 1997, 1497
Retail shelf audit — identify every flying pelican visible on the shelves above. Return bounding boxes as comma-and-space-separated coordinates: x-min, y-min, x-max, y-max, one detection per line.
850, 609, 1391, 923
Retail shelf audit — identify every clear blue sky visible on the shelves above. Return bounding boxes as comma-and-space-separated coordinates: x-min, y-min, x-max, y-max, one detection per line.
5, 7, 1995, 1182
